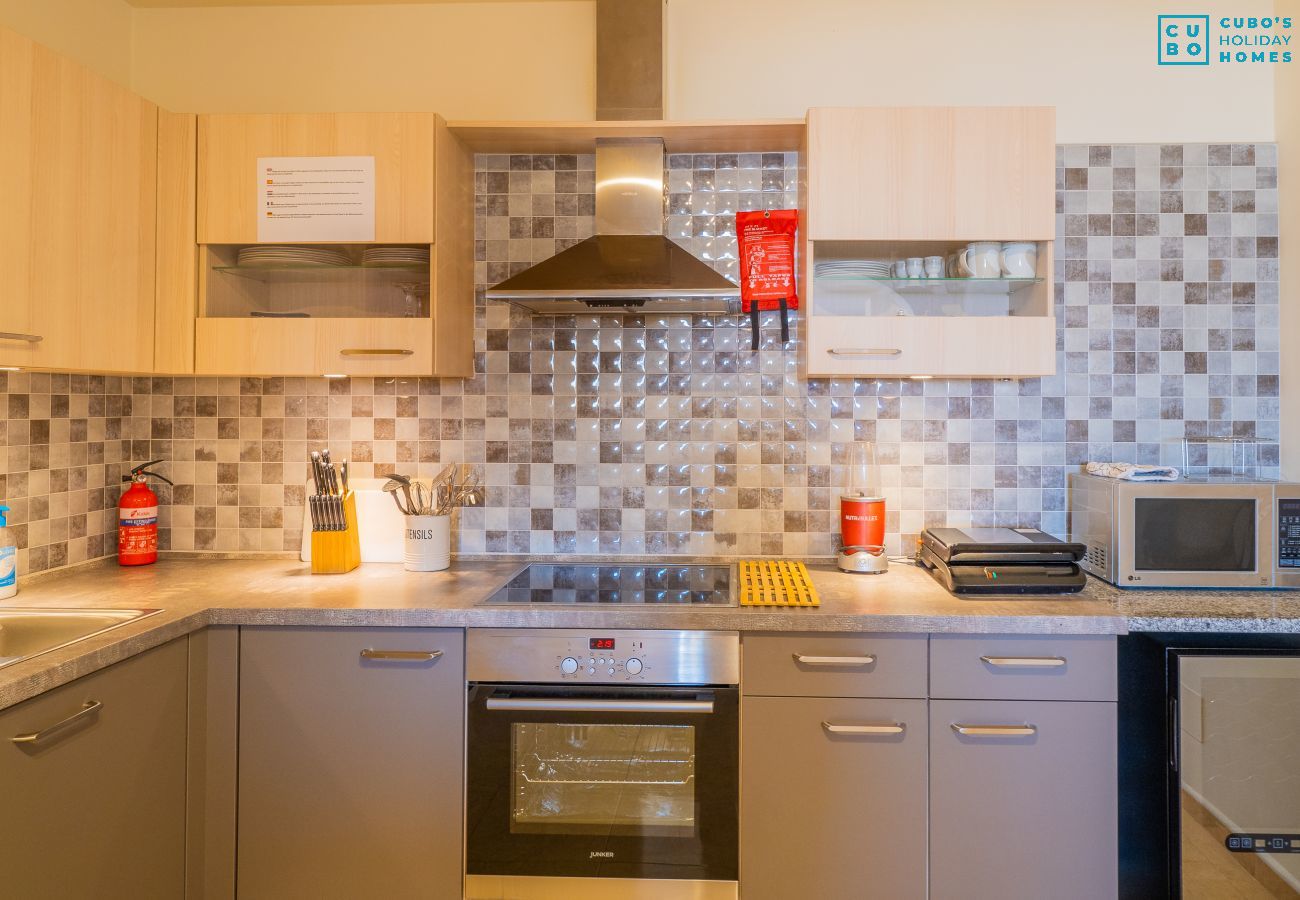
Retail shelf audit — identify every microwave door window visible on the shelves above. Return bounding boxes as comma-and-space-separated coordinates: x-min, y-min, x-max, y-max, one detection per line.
1134, 498, 1256, 572
511, 722, 697, 837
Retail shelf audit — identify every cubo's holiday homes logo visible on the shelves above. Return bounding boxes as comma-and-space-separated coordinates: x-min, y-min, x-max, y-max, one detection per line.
1159, 14, 1293, 65
1158, 15, 1210, 64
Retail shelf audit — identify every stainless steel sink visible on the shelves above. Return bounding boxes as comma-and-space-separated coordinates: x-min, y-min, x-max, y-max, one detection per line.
0, 609, 160, 669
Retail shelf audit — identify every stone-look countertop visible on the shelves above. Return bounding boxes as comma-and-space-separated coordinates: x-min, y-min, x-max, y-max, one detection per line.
1, 555, 1297, 711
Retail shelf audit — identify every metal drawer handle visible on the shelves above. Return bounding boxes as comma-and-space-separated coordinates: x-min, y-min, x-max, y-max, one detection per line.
339, 348, 414, 357
822, 721, 905, 735
951, 723, 1037, 737
792, 653, 876, 666
980, 656, 1066, 668
360, 649, 443, 662
12, 700, 102, 746
826, 348, 901, 357
0, 332, 42, 343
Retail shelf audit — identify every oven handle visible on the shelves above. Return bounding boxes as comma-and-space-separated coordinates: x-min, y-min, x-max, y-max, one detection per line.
484, 695, 715, 715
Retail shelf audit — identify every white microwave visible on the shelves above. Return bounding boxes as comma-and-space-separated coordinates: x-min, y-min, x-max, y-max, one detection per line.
1067, 473, 1300, 589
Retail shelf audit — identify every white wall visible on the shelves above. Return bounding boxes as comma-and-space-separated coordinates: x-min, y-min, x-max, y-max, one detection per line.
0, 0, 134, 86
666, 0, 1276, 143
1279, 0, 1299, 478
129, 1, 595, 118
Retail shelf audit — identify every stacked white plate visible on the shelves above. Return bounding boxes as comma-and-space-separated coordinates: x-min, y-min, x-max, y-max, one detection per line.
238, 245, 351, 267
362, 246, 431, 268
814, 259, 892, 278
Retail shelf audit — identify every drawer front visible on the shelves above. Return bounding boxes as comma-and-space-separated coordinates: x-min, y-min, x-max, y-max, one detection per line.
743, 633, 927, 698
196, 318, 433, 376
805, 316, 932, 377
930, 634, 1116, 701
741, 696, 927, 899
930, 699, 1117, 900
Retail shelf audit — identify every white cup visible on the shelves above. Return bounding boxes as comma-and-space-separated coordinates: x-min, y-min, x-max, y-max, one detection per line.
891, 260, 908, 278
923, 255, 945, 278
999, 242, 1038, 278
956, 242, 1002, 278
404, 514, 451, 571
905, 257, 924, 278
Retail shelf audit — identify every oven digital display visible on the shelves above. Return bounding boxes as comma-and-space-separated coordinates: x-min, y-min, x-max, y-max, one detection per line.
589, 638, 615, 650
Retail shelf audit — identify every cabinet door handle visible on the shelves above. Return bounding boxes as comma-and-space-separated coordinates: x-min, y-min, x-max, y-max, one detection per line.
822, 721, 905, 735
951, 723, 1037, 737
0, 332, 42, 343
792, 653, 876, 666
339, 348, 414, 357
360, 649, 443, 662
12, 700, 102, 746
980, 655, 1066, 668
826, 348, 901, 357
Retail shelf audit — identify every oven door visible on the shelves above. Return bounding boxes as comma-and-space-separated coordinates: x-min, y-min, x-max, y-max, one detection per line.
1117, 484, 1274, 588
466, 682, 738, 882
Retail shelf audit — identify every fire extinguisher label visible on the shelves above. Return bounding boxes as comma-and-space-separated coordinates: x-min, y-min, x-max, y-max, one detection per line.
119, 506, 159, 555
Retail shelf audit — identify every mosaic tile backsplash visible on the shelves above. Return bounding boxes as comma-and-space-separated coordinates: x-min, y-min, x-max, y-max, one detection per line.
0, 143, 1280, 576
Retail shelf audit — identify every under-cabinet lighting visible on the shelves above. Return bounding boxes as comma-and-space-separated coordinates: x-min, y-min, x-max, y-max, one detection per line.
910, 375, 933, 380
0, 366, 20, 372
322, 373, 347, 379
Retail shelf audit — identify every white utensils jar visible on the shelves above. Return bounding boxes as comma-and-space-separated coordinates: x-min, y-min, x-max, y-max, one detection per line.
404, 514, 451, 572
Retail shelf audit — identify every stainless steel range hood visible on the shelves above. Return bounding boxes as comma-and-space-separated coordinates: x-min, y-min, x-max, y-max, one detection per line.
485, 140, 740, 314
484, 0, 740, 315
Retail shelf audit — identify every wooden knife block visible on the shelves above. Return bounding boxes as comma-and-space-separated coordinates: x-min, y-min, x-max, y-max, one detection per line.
310, 491, 361, 574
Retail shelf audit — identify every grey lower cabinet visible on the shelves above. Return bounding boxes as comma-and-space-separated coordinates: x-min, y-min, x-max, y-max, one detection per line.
0, 639, 188, 899
741, 696, 929, 899
929, 699, 1118, 900
237, 626, 464, 900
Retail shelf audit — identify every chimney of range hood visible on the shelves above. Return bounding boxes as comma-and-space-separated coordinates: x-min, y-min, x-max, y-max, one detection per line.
596, 0, 664, 120
483, 0, 741, 313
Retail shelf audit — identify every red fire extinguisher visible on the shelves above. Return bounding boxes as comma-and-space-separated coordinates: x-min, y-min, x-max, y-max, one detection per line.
118, 460, 173, 567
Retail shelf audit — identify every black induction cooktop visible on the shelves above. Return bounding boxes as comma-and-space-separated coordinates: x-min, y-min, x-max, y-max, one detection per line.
480, 564, 736, 606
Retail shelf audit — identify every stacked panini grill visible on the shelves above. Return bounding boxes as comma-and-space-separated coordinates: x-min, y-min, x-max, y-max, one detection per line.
917, 527, 1088, 595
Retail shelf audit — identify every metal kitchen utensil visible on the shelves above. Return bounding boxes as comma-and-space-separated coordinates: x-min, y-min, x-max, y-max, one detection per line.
382, 478, 412, 515
382, 472, 417, 517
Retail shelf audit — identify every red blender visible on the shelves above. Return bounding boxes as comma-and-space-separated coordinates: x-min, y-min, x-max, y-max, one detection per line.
838, 442, 888, 574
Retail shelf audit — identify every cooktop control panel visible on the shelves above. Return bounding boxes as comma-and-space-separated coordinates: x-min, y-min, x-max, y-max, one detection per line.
465, 629, 740, 686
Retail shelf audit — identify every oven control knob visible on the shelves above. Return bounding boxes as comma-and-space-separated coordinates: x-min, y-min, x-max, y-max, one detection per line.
607, 667, 615, 676
560, 657, 579, 675
625, 658, 643, 675
587, 667, 596, 675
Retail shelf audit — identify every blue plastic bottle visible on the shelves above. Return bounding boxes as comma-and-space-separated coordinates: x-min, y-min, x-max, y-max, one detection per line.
0, 505, 15, 599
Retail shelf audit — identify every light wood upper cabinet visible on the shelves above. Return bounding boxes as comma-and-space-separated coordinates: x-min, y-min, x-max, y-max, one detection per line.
197, 112, 435, 244
805, 106, 1055, 241
0, 26, 158, 373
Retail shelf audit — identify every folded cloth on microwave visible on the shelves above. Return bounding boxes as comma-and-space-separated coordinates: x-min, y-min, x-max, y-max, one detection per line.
1085, 461, 1180, 481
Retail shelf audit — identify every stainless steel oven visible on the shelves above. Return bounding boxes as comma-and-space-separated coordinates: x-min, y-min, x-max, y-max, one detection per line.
1069, 474, 1300, 588
465, 629, 739, 900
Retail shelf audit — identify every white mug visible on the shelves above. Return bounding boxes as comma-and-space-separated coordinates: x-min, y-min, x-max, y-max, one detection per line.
923, 255, 945, 278
404, 514, 451, 571
891, 260, 908, 278
999, 242, 1038, 278
905, 257, 924, 278
956, 242, 1001, 278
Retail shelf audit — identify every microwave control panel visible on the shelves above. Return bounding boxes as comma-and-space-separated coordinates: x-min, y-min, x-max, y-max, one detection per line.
1278, 499, 1300, 568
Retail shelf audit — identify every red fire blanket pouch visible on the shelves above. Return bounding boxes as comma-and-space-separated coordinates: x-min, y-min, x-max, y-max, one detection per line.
736, 209, 798, 350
